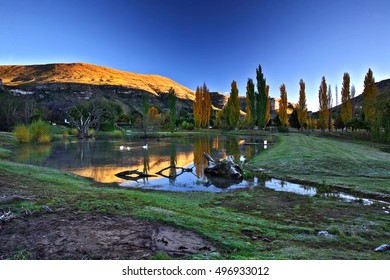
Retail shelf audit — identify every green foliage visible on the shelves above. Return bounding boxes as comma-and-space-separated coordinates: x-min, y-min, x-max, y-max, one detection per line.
29, 119, 52, 143
180, 121, 194, 130
13, 124, 31, 143
289, 108, 301, 129
226, 80, 240, 129
245, 79, 256, 128
70, 128, 79, 136
277, 125, 289, 133
363, 68, 378, 128
113, 130, 124, 138
149, 251, 173, 260
168, 87, 177, 133
256, 65, 268, 128
297, 79, 308, 130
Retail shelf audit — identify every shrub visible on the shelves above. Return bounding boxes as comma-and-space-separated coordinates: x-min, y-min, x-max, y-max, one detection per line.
113, 130, 124, 138
277, 125, 289, 133
70, 128, 79, 136
29, 119, 51, 143
88, 129, 95, 137
62, 130, 69, 138
37, 134, 52, 143
13, 124, 31, 143
180, 121, 194, 130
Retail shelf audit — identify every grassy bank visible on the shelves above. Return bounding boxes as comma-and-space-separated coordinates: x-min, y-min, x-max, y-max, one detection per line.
1, 131, 389, 259
250, 133, 390, 196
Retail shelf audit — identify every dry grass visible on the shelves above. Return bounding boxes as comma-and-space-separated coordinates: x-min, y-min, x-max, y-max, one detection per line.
0, 63, 195, 99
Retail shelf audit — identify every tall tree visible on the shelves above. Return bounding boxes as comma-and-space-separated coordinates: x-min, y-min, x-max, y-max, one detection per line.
193, 86, 202, 128
256, 65, 267, 128
245, 78, 255, 128
297, 79, 308, 131
226, 80, 240, 128
201, 83, 211, 128
363, 68, 378, 128
335, 85, 339, 106
278, 84, 289, 126
265, 85, 271, 126
168, 87, 177, 133
318, 76, 328, 132
341, 72, 352, 129
327, 84, 333, 131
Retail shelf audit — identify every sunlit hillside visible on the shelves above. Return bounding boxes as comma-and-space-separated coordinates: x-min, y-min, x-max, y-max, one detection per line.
0, 63, 195, 100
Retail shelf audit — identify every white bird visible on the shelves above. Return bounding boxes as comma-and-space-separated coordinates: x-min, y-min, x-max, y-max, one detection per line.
126, 146, 130, 151
142, 144, 148, 149
119, 145, 124, 150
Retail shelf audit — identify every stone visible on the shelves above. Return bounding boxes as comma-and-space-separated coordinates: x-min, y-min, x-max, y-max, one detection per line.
374, 244, 390, 252
317, 231, 333, 237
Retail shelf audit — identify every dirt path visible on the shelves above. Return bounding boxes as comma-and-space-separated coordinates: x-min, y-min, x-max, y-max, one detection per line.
0, 212, 216, 260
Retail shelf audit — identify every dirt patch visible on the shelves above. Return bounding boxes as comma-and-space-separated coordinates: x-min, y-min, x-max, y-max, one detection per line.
0, 212, 216, 260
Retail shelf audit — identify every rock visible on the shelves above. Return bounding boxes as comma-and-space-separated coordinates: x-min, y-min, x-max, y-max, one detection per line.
317, 231, 333, 237
374, 244, 390, 252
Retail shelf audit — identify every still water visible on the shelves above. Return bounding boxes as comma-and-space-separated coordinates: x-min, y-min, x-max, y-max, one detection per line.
10, 135, 377, 204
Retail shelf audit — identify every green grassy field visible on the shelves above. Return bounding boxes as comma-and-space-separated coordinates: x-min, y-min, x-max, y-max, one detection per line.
250, 133, 390, 196
0, 131, 389, 259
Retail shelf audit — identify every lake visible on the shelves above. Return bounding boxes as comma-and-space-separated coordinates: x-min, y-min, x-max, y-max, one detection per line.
10, 135, 379, 204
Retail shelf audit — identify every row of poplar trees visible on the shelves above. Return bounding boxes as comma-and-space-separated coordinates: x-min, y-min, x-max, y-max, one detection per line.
318, 68, 378, 132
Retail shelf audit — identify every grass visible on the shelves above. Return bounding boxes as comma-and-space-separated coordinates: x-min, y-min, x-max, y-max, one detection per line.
250, 133, 390, 196
0, 131, 389, 259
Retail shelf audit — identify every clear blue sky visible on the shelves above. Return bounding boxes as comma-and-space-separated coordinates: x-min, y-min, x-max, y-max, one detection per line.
1, 0, 389, 110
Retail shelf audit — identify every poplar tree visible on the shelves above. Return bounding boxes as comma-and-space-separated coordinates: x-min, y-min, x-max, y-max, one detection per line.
297, 79, 308, 131
256, 65, 267, 128
168, 87, 177, 133
278, 84, 289, 126
341, 72, 352, 129
226, 80, 240, 128
363, 68, 378, 128
193, 86, 202, 128
265, 85, 270, 126
245, 79, 255, 128
328, 84, 333, 131
318, 77, 328, 132
201, 83, 211, 128
193, 83, 211, 128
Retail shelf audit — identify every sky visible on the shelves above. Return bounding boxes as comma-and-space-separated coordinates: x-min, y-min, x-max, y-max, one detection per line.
0, 0, 389, 110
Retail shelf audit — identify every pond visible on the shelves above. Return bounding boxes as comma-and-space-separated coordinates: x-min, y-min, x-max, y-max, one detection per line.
10, 135, 380, 205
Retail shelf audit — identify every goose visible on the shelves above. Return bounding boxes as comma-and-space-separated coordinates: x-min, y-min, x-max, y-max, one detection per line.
126, 146, 130, 151
142, 144, 148, 149
119, 145, 124, 150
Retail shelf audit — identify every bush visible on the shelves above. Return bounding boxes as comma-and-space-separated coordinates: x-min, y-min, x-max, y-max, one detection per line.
113, 130, 124, 138
180, 121, 194, 130
88, 129, 95, 137
277, 125, 289, 133
37, 134, 52, 143
70, 128, 79, 136
30, 119, 51, 143
63, 130, 69, 138
13, 124, 31, 143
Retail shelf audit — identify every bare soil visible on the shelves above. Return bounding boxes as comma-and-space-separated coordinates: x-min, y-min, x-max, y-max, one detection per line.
0, 212, 216, 260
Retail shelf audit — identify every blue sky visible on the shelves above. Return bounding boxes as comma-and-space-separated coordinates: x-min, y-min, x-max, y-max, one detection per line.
0, 0, 389, 110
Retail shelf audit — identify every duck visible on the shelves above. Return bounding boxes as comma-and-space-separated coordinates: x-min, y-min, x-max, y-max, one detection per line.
126, 146, 130, 151
142, 144, 148, 149
119, 145, 124, 150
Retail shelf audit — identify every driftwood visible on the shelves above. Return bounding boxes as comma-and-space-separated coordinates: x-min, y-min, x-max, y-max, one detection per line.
0, 211, 15, 223
156, 165, 196, 179
203, 152, 243, 180
115, 169, 157, 181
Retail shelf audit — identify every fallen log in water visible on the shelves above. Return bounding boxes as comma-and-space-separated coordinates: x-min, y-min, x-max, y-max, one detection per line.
203, 152, 243, 180
115, 169, 157, 181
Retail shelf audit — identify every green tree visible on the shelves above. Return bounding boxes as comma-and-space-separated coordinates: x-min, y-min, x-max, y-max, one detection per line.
341, 73, 352, 130
318, 76, 328, 132
256, 65, 267, 128
168, 87, 177, 133
328, 84, 333, 131
245, 78, 255, 128
363, 68, 378, 129
278, 84, 289, 126
265, 85, 271, 126
297, 79, 308, 131
226, 80, 240, 129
